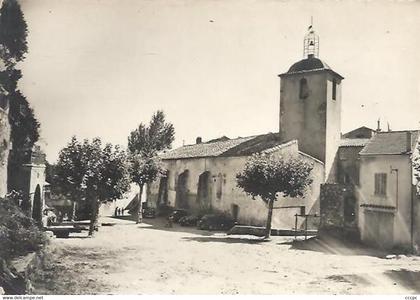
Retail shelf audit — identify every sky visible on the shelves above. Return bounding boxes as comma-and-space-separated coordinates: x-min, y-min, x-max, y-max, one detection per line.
18, 0, 420, 162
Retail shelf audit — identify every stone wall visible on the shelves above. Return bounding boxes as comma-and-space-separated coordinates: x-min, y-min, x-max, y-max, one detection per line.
320, 183, 345, 229
0, 108, 10, 197
320, 183, 360, 239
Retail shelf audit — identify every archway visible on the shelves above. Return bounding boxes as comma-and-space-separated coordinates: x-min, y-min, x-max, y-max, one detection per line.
175, 170, 189, 208
32, 185, 43, 226
197, 171, 212, 210
157, 172, 169, 207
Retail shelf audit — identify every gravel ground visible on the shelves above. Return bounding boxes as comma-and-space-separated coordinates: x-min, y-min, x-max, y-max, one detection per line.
31, 216, 420, 295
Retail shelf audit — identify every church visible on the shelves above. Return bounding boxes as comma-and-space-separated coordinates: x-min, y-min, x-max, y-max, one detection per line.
147, 27, 341, 230
147, 27, 420, 249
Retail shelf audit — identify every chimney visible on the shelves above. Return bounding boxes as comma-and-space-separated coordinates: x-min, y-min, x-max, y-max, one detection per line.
376, 118, 381, 132
406, 131, 412, 153
196, 137, 202, 144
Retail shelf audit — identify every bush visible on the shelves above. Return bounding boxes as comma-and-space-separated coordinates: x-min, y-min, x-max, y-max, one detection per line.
0, 196, 47, 261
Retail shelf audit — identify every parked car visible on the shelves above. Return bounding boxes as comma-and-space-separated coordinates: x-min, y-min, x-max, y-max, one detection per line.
197, 214, 235, 231
143, 207, 156, 218
168, 209, 189, 223
179, 215, 202, 227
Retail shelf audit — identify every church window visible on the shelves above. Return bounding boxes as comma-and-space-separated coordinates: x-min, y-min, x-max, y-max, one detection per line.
332, 79, 337, 100
299, 78, 309, 99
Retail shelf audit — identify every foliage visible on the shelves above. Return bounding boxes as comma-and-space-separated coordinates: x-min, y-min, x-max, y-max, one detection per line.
0, 0, 40, 189
128, 110, 175, 157
0, 0, 28, 67
236, 153, 314, 202
55, 136, 131, 234
128, 153, 165, 187
56, 136, 131, 203
236, 153, 313, 238
8, 90, 40, 151
127, 110, 174, 223
0, 195, 47, 261
414, 142, 420, 195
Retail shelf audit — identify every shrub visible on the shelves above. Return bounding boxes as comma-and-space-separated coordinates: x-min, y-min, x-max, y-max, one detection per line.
0, 196, 47, 261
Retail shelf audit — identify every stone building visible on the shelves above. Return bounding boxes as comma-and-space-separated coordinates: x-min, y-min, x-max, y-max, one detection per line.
357, 130, 420, 249
8, 144, 47, 225
147, 27, 343, 230
149, 135, 324, 229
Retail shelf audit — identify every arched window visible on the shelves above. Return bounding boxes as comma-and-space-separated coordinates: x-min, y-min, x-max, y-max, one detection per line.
299, 78, 309, 99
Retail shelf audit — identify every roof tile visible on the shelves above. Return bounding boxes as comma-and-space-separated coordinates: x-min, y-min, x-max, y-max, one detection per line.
359, 130, 419, 155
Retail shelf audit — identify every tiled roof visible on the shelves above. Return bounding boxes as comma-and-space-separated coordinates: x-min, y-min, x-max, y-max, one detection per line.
160, 133, 285, 160
339, 138, 370, 147
160, 136, 256, 160
359, 130, 419, 156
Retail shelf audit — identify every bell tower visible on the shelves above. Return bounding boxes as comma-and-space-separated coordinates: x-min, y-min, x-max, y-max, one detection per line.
279, 26, 343, 181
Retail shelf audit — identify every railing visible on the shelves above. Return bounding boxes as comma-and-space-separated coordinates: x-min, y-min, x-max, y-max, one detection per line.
294, 213, 321, 240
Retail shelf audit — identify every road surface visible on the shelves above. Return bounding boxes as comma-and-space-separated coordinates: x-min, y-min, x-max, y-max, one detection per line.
31, 217, 420, 294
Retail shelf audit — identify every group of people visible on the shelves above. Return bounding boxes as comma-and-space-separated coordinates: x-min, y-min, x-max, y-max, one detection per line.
114, 207, 125, 216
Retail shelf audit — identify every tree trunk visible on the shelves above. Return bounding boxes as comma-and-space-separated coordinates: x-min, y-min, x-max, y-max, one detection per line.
136, 184, 144, 224
71, 201, 76, 221
264, 198, 275, 239
88, 199, 100, 236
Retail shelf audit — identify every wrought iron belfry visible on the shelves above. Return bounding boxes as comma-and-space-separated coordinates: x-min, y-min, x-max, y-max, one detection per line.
303, 24, 319, 58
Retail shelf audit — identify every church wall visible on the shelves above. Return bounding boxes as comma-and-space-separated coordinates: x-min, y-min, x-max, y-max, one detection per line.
279, 71, 342, 183
148, 143, 324, 229
280, 72, 327, 165
325, 73, 342, 182
0, 107, 10, 197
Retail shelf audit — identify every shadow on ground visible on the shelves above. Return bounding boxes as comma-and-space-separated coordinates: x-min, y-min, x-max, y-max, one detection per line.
385, 269, 420, 293
281, 236, 387, 258
127, 216, 218, 236
182, 236, 266, 244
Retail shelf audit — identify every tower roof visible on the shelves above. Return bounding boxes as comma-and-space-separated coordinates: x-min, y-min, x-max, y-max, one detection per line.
279, 56, 344, 79
279, 25, 344, 79
288, 56, 331, 73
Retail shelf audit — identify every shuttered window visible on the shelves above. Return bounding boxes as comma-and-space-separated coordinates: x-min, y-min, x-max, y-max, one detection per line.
374, 173, 387, 196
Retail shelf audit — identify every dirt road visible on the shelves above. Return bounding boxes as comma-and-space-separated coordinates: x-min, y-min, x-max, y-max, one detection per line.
31, 217, 420, 294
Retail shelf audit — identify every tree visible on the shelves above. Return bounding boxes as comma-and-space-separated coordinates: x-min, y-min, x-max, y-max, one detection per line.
7, 90, 40, 151
236, 153, 313, 239
128, 153, 165, 223
128, 110, 175, 223
55, 137, 130, 236
414, 142, 420, 195
0, 0, 28, 67
0, 0, 40, 193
